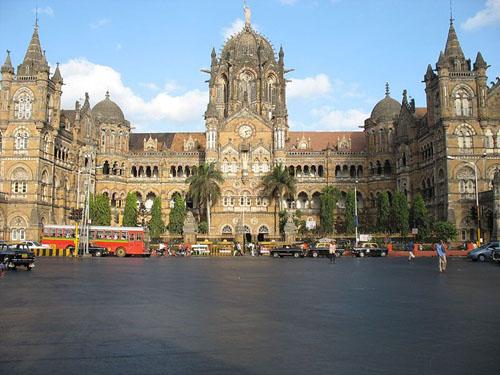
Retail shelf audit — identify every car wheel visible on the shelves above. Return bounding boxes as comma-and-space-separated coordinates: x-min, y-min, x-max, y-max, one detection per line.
293, 252, 300, 258
478, 254, 486, 262
26, 265, 32, 271
116, 248, 126, 257
312, 251, 318, 258
381, 252, 387, 257
273, 252, 280, 258
95, 251, 102, 257
359, 252, 365, 258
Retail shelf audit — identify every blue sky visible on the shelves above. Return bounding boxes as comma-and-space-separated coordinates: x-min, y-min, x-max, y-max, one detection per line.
1, 0, 499, 132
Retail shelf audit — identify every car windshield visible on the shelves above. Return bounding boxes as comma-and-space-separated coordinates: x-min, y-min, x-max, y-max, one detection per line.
31, 241, 41, 246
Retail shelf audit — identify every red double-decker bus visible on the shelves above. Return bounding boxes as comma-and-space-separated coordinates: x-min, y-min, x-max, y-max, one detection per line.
42, 225, 150, 257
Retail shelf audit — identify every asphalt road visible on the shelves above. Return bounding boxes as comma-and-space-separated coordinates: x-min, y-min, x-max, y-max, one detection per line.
0, 256, 499, 375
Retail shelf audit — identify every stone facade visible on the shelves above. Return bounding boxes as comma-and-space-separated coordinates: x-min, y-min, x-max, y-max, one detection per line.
1, 14, 499, 243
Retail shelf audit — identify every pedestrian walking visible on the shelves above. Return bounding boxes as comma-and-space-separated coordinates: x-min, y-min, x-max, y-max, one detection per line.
408, 239, 415, 261
329, 241, 336, 264
435, 239, 447, 272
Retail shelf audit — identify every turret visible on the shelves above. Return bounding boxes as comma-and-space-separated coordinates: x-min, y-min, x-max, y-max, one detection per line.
474, 52, 488, 118
1, 50, 14, 78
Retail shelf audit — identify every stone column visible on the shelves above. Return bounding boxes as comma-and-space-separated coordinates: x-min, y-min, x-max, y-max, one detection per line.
492, 171, 500, 240
183, 211, 198, 244
283, 216, 297, 244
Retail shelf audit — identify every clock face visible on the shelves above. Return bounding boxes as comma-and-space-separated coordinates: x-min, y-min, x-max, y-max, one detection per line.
238, 125, 253, 139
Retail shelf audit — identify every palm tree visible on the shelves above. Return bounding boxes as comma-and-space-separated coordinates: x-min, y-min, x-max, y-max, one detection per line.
260, 164, 296, 235
186, 162, 224, 235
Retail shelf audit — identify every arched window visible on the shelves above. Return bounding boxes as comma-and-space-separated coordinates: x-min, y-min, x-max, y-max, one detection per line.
455, 124, 474, 150
457, 166, 475, 197
239, 71, 256, 103
10, 216, 27, 241
14, 89, 33, 120
267, 75, 277, 105
101, 129, 106, 149
14, 129, 29, 150
240, 191, 251, 206
11, 167, 29, 195
41, 170, 50, 201
216, 75, 229, 106
453, 87, 472, 117
222, 225, 233, 235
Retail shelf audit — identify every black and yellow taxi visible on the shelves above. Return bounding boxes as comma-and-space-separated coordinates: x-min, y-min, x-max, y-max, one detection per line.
0, 242, 36, 271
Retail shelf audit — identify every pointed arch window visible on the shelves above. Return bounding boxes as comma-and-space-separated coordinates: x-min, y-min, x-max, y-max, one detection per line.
239, 71, 256, 103
11, 167, 29, 195
14, 129, 29, 150
14, 89, 33, 120
485, 129, 494, 150
454, 87, 472, 117
455, 124, 474, 151
457, 166, 475, 197
267, 75, 277, 105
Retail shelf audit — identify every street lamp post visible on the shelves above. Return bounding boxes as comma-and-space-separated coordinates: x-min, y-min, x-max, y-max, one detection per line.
447, 156, 481, 246
354, 179, 359, 246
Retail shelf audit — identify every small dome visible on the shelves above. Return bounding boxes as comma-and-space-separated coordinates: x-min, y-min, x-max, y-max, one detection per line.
370, 95, 401, 123
221, 26, 275, 63
92, 91, 125, 123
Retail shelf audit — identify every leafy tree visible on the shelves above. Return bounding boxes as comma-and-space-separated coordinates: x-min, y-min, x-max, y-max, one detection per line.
279, 210, 288, 234
376, 192, 390, 233
432, 221, 457, 242
391, 191, 409, 235
89, 193, 111, 226
148, 197, 165, 240
198, 221, 208, 234
123, 192, 138, 227
260, 164, 296, 235
168, 195, 187, 235
320, 186, 339, 234
345, 190, 356, 234
410, 193, 430, 241
186, 162, 224, 234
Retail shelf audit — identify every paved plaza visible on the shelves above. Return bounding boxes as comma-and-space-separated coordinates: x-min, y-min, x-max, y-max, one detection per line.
1, 256, 499, 375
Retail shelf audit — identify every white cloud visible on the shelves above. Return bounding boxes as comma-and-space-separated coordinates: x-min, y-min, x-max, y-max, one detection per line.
32, 6, 54, 17
311, 107, 369, 131
90, 18, 111, 30
463, 0, 500, 30
287, 74, 332, 99
222, 18, 245, 40
59, 58, 208, 131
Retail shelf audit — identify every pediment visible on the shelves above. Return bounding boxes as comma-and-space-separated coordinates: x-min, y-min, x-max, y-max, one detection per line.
221, 143, 239, 155
221, 107, 271, 131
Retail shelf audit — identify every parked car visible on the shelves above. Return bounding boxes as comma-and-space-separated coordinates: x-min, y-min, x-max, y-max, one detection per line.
0, 242, 36, 271
270, 245, 304, 258
351, 242, 387, 257
23, 240, 50, 250
491, 248, 500, 264
67, 245, 109, 257
467, 241, 500, 262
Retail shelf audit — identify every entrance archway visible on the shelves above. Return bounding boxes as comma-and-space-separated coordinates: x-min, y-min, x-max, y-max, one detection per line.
257, 225, 269, 242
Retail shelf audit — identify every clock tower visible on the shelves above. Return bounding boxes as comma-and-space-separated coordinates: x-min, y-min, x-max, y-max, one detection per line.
203, 4, 289, 238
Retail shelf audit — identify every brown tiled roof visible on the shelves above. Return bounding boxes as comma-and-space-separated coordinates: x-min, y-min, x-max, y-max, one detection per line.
288, 131, 366, 152
129, 132, 205, 152
414, 108, 427, 119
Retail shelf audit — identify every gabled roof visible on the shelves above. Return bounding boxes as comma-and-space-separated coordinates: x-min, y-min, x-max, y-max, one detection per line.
288, 131, 366, 152
129, 132, 206, 152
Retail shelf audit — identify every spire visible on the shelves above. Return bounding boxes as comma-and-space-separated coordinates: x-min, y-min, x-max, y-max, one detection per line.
51, 62, 63, 84
105, 91, 110, 100
243, 0, 251, 28
444, 19, 464, 60
17, 24, 45, 76
211, 47, 217, 66
474, 51, 487, 70
385, 82, 390, 97
425, 64, 435, 80
1, 50, 14, 74
279, 45, 284, 65
437, 51, 448, 69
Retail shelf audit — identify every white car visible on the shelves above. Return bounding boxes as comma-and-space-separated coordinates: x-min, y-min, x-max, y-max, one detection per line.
23, 241, 50, 250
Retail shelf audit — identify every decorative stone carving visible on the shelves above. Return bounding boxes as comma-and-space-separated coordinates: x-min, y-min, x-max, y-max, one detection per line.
283, 216, 297, 244
337, 135, 352, 151
183, 135, 198, 151
143, 135, 158, 151
183, 211, 198, 244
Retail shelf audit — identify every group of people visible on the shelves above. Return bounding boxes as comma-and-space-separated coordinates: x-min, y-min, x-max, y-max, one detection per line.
406, 239, 448, 272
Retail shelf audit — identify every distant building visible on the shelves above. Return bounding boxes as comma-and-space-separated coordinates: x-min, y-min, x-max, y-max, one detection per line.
0, 10, 499, 242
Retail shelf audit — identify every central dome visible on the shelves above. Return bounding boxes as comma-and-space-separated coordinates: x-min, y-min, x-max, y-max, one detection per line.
370, 95, 401, 123
92, 91, 125, 123
221, 26, 275, 63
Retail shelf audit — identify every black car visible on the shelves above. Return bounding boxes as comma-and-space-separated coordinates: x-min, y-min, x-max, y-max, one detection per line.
68, 245, 109, 257
0, 243, 36, 271
467, 241, 500, 262
270, 245, 304, 258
